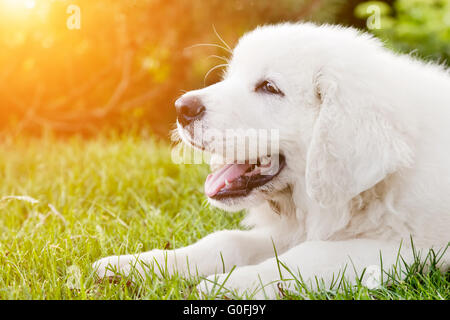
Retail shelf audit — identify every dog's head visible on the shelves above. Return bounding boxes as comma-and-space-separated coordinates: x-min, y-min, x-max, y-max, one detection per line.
175, 23, 413, 212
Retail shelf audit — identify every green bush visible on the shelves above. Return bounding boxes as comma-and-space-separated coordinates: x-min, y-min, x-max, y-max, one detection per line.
356, 0, 450, 65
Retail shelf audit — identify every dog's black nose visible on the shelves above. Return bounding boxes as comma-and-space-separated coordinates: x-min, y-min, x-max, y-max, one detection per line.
175, 96, 206, 127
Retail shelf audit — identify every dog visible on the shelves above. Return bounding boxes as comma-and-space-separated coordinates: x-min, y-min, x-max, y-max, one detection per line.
93, 23, 450, 299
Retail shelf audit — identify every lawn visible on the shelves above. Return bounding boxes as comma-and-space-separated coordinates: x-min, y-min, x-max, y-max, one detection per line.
0, 132, 448, 300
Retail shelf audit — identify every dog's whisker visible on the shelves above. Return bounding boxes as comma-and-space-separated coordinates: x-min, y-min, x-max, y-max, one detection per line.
206, 55, 230, 64
212, 25, 232, 52
204, 63, 229, 86
184, 43, 232, 54
170, 128, 181, 143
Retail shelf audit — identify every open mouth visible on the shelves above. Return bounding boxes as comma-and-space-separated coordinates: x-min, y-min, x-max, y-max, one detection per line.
205, 154, 286, 200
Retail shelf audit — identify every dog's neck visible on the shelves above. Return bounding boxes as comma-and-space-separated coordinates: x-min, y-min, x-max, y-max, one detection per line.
290, 177, 391, 241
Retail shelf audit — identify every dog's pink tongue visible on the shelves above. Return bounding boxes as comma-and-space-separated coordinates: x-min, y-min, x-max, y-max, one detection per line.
205, 163, 251, 197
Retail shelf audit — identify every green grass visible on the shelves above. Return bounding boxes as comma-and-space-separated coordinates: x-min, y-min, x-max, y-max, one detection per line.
0, 131, 448, 300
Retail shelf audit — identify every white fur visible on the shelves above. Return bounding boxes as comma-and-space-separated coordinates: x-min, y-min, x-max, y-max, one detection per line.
93, 23, 450, 299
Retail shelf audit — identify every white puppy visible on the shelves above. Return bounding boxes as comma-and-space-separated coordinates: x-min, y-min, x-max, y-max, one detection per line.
93, 23, 450, 299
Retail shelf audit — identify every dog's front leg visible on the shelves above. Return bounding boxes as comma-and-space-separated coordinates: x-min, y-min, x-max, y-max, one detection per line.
198, 239, 445, 299
93, 229, 287, 280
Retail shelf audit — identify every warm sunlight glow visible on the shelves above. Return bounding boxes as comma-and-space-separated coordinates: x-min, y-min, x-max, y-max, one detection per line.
1, 0, 36, 14
0, 0, 47, 26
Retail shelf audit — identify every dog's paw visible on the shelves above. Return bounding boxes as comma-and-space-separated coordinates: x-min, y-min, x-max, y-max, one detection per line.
92, 250, 168, 281
92, 254, 137, 279
196, 267, 282, 300
196, 274, 229, 299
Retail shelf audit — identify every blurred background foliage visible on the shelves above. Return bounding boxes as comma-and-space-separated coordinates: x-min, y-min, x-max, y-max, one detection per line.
355, 0, 450, 63
0, 0, 448, 138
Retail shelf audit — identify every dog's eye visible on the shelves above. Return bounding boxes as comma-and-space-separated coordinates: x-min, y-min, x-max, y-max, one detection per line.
255, 80, 283, 96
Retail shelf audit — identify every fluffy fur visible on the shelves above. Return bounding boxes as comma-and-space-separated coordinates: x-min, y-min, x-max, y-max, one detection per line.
93, 23, 450, 299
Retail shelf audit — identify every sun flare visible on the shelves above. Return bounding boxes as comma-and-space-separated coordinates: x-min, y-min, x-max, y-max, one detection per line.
1, 0, 36, 12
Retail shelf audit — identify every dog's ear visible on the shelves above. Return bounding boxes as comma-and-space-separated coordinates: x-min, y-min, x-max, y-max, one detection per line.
305, 73, 413, 207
